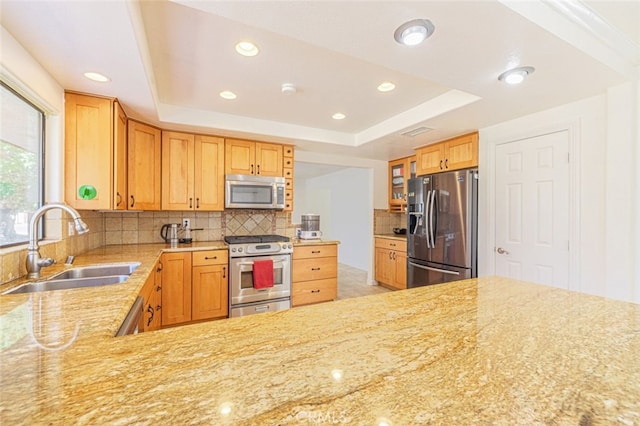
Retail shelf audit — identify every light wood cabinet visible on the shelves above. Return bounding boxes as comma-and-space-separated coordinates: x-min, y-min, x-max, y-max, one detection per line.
140, 259, 162, 332
283, 145, 294, 211
161, 131, 225, 211
292, 244, 338, 306
225, 138, 283, 177
161, 252, 192, 326
128, 120, 162, 210
375, 237, 407, 290
415, 132, 478, 176
162, 250, 229, 327
192, 250, 228, 321
388, 155, 416, 212
64, 92, 127, 210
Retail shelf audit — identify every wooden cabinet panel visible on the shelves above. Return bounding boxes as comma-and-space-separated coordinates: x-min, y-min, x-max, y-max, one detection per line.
292, 257, 337, 282
194, 135, 225, 210
415, 132, 478, 176
128, 120, 161, 210
64, 92, 114, 210
292, 243, 338, 307
192, 250, 228, 266
375, 238, 407, 290
292, 278, 337, 306
161, 131, 195, 210
192, 264, 228, 321
293, 244, 338, 260
225, 138, 284, 177
140, 259, 163, 332
255, 142, 283, 176
161, 252, 192, 326
225, 138, 255, 175
113, 101, 128, 210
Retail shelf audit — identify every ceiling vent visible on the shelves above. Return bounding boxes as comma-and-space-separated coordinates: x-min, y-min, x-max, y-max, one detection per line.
401, 126, 433, 137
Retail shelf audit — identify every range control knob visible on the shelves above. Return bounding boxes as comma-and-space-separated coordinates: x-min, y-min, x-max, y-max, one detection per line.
287, 244, 292, 249
231, 248, 236, 252
238, 247, 243, 252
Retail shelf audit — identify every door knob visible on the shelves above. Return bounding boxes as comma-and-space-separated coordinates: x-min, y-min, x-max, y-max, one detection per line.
496, 247, 510, 255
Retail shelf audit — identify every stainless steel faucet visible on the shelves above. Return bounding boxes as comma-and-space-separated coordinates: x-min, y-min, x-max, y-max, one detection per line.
26, 203, 89, 279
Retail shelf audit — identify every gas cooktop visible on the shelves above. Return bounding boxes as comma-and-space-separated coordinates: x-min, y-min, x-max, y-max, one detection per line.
224, 235, 290, 245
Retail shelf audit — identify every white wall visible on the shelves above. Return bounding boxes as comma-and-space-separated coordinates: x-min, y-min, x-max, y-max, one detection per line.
480, 79, 639, 303
295, 167, 373, 273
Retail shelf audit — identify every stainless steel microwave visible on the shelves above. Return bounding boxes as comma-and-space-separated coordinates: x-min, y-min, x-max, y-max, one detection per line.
225, 174, 286, 209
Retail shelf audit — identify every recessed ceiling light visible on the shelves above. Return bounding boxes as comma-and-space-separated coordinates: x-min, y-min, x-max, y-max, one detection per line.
219, 90, 237, 100
332, 113, 346, 120
83, 72, 110, 82
235, 41, 259, 57
281, 83, 297, 95
498, 66, 535, 85
394, 19, 435, 46
377, 82, 396, 92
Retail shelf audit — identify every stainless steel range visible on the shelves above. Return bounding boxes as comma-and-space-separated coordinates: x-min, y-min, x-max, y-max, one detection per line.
225, 235, 292, 317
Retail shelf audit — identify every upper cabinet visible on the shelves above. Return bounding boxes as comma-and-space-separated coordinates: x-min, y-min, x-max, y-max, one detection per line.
64, 92, 127, 210
161, 131, 225, 211
415, 132, 478, 176
225, 138, 283, 177
388, 155, 416, 212
128, 120, 162, 210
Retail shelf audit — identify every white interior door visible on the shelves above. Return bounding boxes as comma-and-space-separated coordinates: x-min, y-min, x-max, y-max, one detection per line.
494, 131, 570, 288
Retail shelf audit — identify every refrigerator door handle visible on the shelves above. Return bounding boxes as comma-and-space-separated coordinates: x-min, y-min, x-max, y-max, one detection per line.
428, 189, 436, 248
409, 262, 461, 276
425, 190, 432, 248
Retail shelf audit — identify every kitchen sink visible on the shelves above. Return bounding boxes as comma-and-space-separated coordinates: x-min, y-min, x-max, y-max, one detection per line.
2, 262, 140, 295
5, 275, 130, 295
49, 262, 140, 280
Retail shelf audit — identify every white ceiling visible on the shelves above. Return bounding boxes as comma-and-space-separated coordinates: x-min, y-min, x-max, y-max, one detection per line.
1, 0, 638, 163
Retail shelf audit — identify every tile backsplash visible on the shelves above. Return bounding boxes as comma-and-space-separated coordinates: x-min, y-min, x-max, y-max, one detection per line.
373, 209, 406, 235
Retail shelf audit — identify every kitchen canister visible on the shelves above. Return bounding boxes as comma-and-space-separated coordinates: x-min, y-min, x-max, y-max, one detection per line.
301, 214, 320, 232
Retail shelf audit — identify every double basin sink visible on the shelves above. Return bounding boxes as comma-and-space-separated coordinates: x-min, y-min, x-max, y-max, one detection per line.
3, 262, 140, 295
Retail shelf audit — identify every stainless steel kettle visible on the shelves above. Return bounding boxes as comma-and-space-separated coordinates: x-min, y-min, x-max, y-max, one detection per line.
160, 223, 180, 246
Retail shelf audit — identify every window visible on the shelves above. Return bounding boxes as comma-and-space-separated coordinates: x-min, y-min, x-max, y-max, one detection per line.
0, 81, 44, 247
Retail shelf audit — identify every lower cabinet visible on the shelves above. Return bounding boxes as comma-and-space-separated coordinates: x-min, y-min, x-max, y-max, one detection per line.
161, 250, 228, 327
375, 237, 407, 290
292, 244, 338, 306
192, 250, 228, 321
140, 259, 162, 332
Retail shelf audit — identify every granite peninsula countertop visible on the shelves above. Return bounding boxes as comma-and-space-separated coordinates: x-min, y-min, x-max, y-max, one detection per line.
1, 247, 639, 424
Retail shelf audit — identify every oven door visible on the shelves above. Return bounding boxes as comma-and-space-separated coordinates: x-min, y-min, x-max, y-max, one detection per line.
229, 254, 291, 305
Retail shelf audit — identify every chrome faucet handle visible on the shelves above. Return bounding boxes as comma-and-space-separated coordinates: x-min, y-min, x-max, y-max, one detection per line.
38, 257, 55, 267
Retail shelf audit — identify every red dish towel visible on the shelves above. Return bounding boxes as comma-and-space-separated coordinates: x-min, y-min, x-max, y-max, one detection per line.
253, 259, 274, 289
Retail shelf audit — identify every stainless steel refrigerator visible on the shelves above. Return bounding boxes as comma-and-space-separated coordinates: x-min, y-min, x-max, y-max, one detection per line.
407, 169, 478, 288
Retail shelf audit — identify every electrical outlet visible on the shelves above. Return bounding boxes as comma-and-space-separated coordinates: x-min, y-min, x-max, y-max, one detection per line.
182, 218, 191, 228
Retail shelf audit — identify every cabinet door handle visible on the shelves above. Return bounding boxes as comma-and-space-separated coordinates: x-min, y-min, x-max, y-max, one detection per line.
146, 304, 154, 327
393, 252, 396, 260
311, 267, 321, 271
196, 198, 200, 209
156, 261, 163, 272
389, 252, 393, 260
223, 266, 226, 279
156, 305, 161, 311
204, 256, 217, 260
130, 195, 135, 208
156, 285, 161, 292
445, 159, 448, 169
251, 164, 254, 174
189, 197, 193, 208
257, 164, 261, 175
311, 250, 320, 254
439, 160, 443, 170
311, 289, 320, 293
116, 192, 122, 206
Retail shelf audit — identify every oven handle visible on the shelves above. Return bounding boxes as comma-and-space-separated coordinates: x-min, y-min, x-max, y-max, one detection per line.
236, 260, 287, 267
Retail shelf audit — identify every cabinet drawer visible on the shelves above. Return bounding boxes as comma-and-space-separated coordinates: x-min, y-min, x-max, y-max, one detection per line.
375, 238, 406, 252
292, 257, 337, 282
292, 278, 337, 306
293, 244, 338, 260
192, 250, 228, 266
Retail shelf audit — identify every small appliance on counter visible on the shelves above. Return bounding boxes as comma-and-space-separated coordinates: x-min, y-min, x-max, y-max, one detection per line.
298, 214, 322, 240
160, 223, 180, 247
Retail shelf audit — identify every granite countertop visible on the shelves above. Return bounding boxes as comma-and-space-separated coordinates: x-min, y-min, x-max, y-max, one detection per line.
1, 247, 639, 424
291, 239, 340, 246
374, 233, 407, 241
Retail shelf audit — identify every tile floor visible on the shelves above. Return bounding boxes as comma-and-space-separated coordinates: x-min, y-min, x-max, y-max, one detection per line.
336, 263, 391, 300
